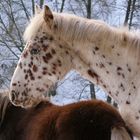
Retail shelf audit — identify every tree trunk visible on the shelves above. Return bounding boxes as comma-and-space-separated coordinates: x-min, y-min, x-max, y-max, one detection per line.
107, 96, 111, 104
90, 82, 96, 99
86, 0, 91, 19
40, 0, 44, 8
129, 0, 136, 28
32, 0, 35, 15
60, 0, 65, 13
124, 0, 132, 25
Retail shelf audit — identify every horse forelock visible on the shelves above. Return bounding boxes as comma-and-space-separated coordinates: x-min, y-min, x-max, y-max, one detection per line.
23, 11, 45, 42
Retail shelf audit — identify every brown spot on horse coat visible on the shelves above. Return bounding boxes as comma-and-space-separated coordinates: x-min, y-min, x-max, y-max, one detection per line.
23, 51, 28, 58
31, 76, 35, 80
102, 55, 105, 58
95, 46, 99, 51
42, 56, 48, 63
106, 71, 109, 74
65, 51, 69, 54
45, 53, 53, 60
42, 71, 47, 75
32, 65, 38, 72
108, 62, 112, 65
25, 74, 28, 80
42, 44, 48, 51
122, 74, 125, 79
19, 62, 23, 69
99, 63, 105, 68
12, 83, 17, 86
93, 51, 96, 55
88, 69, 98, 78
59, 45, 63, 48
128, 68, 131, 72
52, 71, 56, 74
24, 69, 27, 73
51, 49, 56, 54
117, 67, 122, 71
136, 116, 139, 120
121, 84, 125, 91
126, 101, 130, 104
87, 69, 99, 84
103, 84, 107, 88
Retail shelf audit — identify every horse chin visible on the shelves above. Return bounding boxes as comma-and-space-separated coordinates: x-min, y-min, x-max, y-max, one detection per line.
10, 95, 44, 109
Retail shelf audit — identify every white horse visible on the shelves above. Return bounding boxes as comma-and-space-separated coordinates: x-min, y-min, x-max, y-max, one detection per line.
10, 5, 140, 138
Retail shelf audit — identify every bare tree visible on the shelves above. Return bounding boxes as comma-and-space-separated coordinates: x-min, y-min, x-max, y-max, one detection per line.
39, 0, 44, 8
129, 0, 136, 28
124, 0, 139, 29
124, 0, 132, 25
32, 0, 35, 15
60, 0, 66, 12
0, 0, 33, 89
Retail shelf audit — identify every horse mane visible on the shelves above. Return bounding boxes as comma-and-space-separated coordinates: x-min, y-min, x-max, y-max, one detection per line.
24, 10, 140, 53
0, 90, 10, 127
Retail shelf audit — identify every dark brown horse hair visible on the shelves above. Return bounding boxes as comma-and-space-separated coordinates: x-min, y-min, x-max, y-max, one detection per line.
0, 94, 133, 140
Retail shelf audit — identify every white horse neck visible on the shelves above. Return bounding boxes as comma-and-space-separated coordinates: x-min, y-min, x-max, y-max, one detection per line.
65, 21, 140, 137
54, 14, 140, 104
54, 14, 140, 137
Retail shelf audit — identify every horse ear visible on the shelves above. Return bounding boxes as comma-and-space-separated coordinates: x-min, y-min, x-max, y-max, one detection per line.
43, 5, 53, 28
35, 4, 41, 14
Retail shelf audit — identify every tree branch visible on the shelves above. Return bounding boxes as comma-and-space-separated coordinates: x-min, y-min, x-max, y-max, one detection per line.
20, 0, 30, 20
60, 0, 65, 13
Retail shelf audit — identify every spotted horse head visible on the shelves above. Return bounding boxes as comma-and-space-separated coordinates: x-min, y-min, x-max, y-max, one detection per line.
10, 5, 76, 108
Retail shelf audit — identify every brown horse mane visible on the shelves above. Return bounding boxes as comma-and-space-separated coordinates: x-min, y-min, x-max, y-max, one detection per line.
0, 90, 10, 127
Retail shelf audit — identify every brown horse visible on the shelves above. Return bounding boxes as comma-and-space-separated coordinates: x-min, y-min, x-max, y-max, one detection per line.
0, 93, 132, 140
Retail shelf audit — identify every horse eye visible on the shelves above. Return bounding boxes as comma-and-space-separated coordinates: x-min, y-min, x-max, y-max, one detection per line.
30, 48, 40, 55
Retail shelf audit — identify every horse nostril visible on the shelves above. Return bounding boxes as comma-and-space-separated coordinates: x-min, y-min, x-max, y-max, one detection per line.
11, 90, 16, 101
